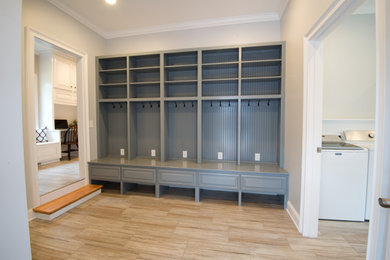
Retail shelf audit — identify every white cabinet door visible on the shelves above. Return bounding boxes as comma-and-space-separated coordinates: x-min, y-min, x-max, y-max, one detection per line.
53, 54, 77, 106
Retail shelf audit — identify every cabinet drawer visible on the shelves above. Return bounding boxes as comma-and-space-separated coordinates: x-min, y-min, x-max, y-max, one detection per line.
158, 169, 196, 187
122, 167, 155, 184
89, 165, 120, 181
199, 172, 239, 190
241, 175, 286, 194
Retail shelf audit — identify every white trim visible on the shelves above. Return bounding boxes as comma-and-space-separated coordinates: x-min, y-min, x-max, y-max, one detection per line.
300, 0, 367, 238
35, 189, 101, 221
24, 27, 90, 210
28, 209, 35, 222
106, 13, 280, 39
286, 200, 300, 230
47, 0, 279, 39
366, 0, 390, 258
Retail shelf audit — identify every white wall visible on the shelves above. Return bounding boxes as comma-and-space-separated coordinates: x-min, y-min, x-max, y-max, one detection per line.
106, 21, 280, 54
22, 0, 106, 209
0, 0, 32, 259
54, 104, 77, 125
323, 14, 376, 120
281, 0, 334, 214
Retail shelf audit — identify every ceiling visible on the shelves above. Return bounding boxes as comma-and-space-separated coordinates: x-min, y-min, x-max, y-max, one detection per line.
47, 0, 289, 39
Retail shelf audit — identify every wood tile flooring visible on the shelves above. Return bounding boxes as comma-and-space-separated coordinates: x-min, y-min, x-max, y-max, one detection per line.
38, 158, 82, 195
29, 186, 369, 259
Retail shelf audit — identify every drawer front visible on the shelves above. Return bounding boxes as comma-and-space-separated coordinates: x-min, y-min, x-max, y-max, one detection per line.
89, 165, 120, 181
122, 167, 155, 184
199, 172, 239, 190
241, 175, 286, 194
158, 169, 196, 186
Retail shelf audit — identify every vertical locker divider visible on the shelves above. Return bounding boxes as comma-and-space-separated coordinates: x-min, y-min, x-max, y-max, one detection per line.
237, 48, 242, 165
126, 56, 130, 160
279, 43, 286, 167
197, 50, 202, 164
160, 53, 167, 162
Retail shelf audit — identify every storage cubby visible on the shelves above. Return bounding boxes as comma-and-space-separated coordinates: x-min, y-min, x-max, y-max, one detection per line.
241, 78, 281, 96
99, 57, 127, 71
165, 82, 197, 97
99, 71, 127, 85
202, 80, 238, 96
129, 101, 161, 159
165, 66, 197, 82
99, 85, 127, 100
202, 100, 238, 161
165, 101, 197, 160
242, 45, 282, 61
130, 83, 160, 98
241, 61, 281, 79
130, 54, 159, 69
202, 63, 238, 80
240, 99, 280, 163
165, 51, 197, 66
202, 48, 238, 64
98, 102, 128, 158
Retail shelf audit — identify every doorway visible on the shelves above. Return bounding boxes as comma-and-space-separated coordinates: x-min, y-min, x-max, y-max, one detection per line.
34, 38, 82, 195
24, 27, 90, 210
301, 0, 390, 258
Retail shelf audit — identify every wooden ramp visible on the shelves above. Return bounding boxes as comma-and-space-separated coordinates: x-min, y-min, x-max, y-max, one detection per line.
33, 184, 102, 220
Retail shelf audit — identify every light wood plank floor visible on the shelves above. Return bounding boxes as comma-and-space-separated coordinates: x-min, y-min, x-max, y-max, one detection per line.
29, 186, 369, 260
38, 158, 83, 195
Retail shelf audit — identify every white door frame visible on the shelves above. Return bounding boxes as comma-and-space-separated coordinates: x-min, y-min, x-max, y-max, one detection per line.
366, 0, 390, 258
300, 0, 371, 237
24, 27, 90, 212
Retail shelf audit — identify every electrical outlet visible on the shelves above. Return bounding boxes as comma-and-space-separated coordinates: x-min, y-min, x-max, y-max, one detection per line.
120, 148, 125, 156
182, 151, 187, 158
255, 153, 261, 161
217, 152, 223, 160
151, 149, 156, 157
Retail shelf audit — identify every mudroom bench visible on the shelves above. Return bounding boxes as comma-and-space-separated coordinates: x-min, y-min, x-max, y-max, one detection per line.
88, 157, 289, 208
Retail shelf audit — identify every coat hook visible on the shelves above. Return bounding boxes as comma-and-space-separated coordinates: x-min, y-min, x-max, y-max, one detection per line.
211, 101, 213, 107
192, 101, 194, 107
183, 101, 186, 107
120, 103, 123, 109
267, 99, 270, 106
257, 100, 260, 106
150, 102, 152, 108
112, 102, 116, 109
158, 103, 160, 108
228, 101, 230, 107
175, 101, 177, 108
219, 101, 222, 107
142, 102, 145, 108
248, 100, 250, 106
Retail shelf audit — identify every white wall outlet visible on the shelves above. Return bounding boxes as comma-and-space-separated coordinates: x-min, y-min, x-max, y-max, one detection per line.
120, 148, 125, 156
217, 152, 223, 160
182, 150, 188, 158
255, 153, 261, 161
151, 149, 156, 157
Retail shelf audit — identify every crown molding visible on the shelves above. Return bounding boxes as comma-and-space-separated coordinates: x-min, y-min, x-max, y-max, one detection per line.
105, 13, 280, 39
47, 0, 108, 38
47, 0, 280, 39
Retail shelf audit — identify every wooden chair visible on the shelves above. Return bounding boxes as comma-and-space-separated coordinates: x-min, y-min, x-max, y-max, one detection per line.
62, 125, 78, 160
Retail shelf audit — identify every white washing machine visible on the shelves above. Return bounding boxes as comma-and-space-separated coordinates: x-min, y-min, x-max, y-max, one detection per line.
320, 135, 368, 221
344, 130, 375, 220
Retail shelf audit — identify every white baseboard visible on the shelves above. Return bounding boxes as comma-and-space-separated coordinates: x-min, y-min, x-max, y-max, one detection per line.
286, 200, 300, 231
35, 189, 101, 221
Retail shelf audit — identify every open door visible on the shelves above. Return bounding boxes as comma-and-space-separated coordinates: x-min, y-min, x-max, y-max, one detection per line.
366, 0, 390, 258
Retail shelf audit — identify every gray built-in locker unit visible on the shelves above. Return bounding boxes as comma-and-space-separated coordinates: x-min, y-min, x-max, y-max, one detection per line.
90, 43, 289, 208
